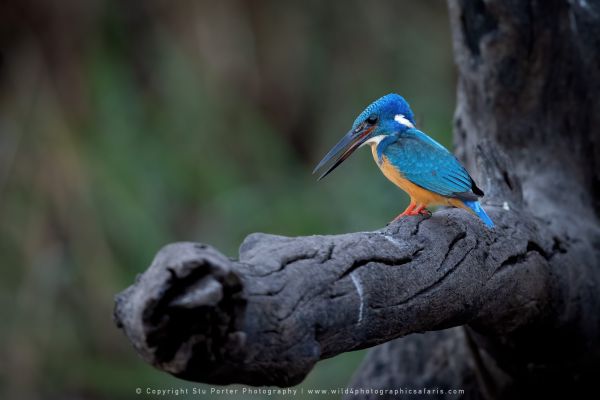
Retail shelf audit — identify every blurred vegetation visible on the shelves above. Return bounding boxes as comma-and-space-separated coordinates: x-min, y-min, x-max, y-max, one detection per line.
0, 0, 454, 399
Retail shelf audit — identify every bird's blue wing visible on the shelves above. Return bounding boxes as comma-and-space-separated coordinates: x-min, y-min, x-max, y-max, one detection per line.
381, 129, 476, 198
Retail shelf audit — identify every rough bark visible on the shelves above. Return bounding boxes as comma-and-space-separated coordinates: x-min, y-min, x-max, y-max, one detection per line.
114, 0, 600, 398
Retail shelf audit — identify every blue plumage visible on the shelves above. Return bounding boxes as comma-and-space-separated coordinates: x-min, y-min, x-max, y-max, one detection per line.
463, 200, 495, 228
352, 94, 416, 131
379, 129, 474, 198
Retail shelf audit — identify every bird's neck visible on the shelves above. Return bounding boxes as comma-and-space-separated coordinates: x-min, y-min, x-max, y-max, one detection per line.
367, 134, 397, 165
369, 142, 382, 166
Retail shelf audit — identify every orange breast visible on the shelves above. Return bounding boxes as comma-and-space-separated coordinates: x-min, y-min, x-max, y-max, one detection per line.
370, 144, 468, 209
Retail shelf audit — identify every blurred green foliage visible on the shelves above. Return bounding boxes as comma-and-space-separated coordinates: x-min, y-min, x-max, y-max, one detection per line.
0, 0, 454, 399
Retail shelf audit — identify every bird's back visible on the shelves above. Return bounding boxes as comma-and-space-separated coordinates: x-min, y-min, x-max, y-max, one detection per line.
377, 129, 482, 201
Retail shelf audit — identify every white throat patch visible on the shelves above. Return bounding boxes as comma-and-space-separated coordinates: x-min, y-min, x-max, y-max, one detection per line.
360, 135, 386, 148
394, 114, 415, 128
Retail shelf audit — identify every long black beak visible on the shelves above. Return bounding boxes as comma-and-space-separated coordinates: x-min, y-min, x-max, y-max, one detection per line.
312, 125, 374, 180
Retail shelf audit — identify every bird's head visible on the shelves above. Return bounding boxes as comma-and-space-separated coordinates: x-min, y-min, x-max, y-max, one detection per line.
313, 93, 416, 180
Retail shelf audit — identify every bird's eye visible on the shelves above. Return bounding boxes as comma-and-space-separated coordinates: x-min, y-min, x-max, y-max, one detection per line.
366, 115, 378, 125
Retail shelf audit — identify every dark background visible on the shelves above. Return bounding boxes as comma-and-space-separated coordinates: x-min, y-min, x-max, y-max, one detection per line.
0, 1, 454, 398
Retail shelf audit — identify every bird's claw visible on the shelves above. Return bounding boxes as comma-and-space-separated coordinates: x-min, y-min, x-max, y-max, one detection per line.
388, 207, 431, 225
418, 209, 432, 217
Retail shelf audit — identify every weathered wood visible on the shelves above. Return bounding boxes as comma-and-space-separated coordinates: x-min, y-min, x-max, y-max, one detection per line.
113, 194, 596, 390
114, 0, 600, 397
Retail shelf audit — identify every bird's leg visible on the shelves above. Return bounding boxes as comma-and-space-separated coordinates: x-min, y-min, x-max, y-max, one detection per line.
399, 200, 417, 216
390, 200, 416, 223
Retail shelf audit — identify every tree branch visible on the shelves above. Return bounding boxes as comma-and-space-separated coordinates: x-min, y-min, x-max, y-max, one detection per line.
114, 197, 582, 386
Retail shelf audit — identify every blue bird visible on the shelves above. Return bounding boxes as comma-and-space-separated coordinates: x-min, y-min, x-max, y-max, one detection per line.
313, 94, 494, 228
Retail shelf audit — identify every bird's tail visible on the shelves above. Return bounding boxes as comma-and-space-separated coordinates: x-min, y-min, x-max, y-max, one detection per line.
463, 200, 494, 228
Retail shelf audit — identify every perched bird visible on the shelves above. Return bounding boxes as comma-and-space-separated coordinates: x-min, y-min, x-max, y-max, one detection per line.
313, 93, 494, 227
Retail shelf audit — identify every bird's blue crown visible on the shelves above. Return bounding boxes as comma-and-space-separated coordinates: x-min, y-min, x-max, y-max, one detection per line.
352, 93, 416, 130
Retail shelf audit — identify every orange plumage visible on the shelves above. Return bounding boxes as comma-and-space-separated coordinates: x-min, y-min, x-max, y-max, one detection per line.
370, 146, 470, 218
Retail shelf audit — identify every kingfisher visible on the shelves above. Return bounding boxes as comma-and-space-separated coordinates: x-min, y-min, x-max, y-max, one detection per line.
313, 93, 494, 227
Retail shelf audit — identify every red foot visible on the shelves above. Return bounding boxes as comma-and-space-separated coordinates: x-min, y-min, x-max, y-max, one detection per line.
390, 204, 431, 224
411, 205, 431, 216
